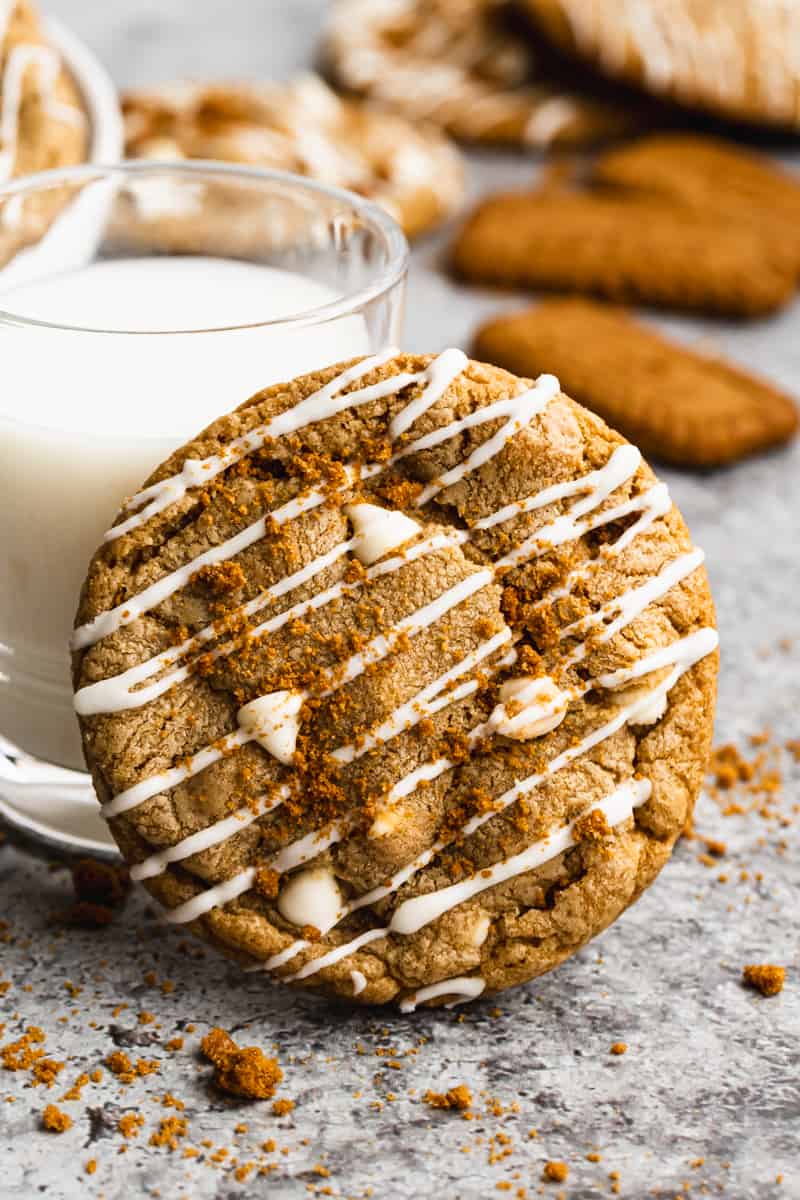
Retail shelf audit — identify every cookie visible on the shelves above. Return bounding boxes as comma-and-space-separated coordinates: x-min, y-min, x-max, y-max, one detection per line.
594, 135, 800, 254
122, 73, 464, 241
0, 0, 88, 262
474, 299, 799, 467
523, 0, 800, 130
73, 351, 717, 1009
323, 0, 647, 149
451, 187, 799, 317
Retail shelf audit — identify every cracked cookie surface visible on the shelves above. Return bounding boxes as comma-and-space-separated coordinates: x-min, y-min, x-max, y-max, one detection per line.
73, 352, 717, 1009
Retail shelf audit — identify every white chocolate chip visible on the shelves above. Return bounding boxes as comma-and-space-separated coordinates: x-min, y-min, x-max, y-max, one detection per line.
345, 502, 421, 565
488, 674, 568, 740
610, 682, 668, 726
278, 866, 343, 932
468, 913, 491, 948
237, 689, 304, 764
368, 803, 405, 839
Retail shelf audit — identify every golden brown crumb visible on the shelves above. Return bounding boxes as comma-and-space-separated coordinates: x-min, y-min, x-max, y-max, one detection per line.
271, 1098, 295, 1116
542, 1161, 569, 1183
610, 1042, 628, 1056
200, 1027, 237, 1069
253, 867, 280, 899
743, 964, 785, 996
118, 1113, 145, 1139
573, 809, 611, 843
41, 1104, 72, 1133
85, 1160, 97, 1176
149, 1117, 188, 1149
423, 1084, 472, 1111
200, 1027, 284, 1100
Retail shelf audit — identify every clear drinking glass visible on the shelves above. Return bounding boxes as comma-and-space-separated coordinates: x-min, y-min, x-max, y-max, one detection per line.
0, 161, 408, 855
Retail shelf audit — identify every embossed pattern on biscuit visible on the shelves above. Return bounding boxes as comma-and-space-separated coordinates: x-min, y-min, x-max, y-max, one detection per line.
73, 352, 717, 1008
474, 299, 800, 468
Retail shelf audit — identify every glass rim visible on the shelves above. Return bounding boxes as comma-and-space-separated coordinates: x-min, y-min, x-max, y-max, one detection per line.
0, 160, 410, 335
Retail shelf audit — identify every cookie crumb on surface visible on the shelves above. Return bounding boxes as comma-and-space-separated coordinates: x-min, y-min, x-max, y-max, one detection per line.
609, 1042, 627, 1055
542, 1160, 569, 1183
41, 1103, 72, 1132
743, 964, 785, 996
200, 1027, 283, 1100
423, 1084, 472, 1111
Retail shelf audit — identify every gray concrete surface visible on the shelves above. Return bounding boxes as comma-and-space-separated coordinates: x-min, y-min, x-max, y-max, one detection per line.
1, 3, 799, 1197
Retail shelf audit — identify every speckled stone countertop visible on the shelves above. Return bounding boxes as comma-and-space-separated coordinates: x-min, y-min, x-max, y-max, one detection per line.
1, 3, 799, 1197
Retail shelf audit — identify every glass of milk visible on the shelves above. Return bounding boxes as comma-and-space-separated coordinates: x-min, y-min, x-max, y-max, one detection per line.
0, 161, 408, 854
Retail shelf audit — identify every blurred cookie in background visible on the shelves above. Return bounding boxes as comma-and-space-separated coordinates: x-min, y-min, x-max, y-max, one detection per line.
322, 0, 652, 149
474, 298, 799, 467
452, 133, 800, 318
594, 135, 800, 254
0, 0, 88, 264
522, 0, 800, 131
123, 73, 464, 240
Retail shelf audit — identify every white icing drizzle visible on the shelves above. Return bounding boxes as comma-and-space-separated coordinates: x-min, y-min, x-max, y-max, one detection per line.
390, 779, 651, 935
399, 976, 486, 1013
130, 782, 290, 883
128, 631, 513, 883
102, 727, 250, 820
76, 415, 639, 721
75, 531, 462, 716
102, 349, 401, 542
283, 926, 387, 982
77, 358, 555, 656
388, 347, 467, 439
350, 969, 367, 995
134, 491, 702, 905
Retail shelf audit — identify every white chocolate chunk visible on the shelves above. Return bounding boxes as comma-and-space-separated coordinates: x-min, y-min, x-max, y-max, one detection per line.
237, 690, 304, 764
468, 913, 491, 948
609, 682, 668, 726
488, 675, 568, 740
368, 803, 405, 839
345, 502, 421, 565
350, 969, 367, 996
278, 866, 343, 931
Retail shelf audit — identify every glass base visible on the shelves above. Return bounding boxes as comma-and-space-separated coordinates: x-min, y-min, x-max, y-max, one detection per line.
0, 733, 117, 858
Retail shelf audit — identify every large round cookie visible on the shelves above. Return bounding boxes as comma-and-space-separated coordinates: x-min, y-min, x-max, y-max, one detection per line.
323, 0, 646, 148
0, 0, 88, 264
73, 352, 718, 1010
524, 0, 800, 130
122, 73, 463, 241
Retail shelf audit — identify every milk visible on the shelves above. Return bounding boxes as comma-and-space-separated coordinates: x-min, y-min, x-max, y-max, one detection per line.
0, 256, 371, 770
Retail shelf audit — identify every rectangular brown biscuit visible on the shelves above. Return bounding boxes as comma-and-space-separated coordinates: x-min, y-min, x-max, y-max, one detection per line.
473, 298, 799, 467
452, 190, 799, 317
594, 134, 800, 252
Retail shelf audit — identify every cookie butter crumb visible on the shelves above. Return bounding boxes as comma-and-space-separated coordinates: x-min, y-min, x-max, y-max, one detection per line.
573, 809, 611, 843
423, 1084, 472, 1111
542, 1161, 568, 1183
85, 1160, 97, 1176
272, 1098, 294, 1116
200, 1027, 283, 1099
610, 1042, 627, 1055
42, 1104, 72, 1133
743, 964, 785, 996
